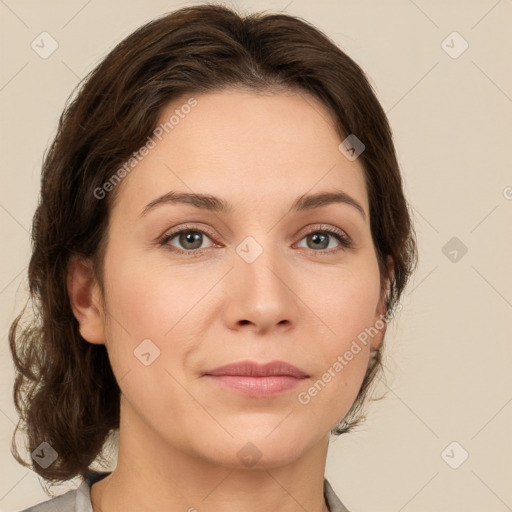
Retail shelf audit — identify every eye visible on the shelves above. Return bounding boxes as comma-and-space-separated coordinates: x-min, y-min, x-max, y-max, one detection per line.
158, 223, 353, 257
296, 225, 353, 253
159, 224, 216, 255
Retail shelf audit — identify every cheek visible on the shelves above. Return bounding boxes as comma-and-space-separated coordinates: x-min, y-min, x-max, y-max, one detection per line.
99, 252, 214, 395
294, 260, 381, 417
103, 250, 210, 339
309, 258, 382, 347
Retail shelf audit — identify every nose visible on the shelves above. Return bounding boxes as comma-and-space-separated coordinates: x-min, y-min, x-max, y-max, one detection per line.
222, 240, 300, 335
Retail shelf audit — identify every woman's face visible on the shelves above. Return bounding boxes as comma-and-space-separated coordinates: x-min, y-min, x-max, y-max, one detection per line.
87, 89, 388, 468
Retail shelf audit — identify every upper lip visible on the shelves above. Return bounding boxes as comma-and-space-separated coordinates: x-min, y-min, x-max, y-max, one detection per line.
204, 360, 309, 378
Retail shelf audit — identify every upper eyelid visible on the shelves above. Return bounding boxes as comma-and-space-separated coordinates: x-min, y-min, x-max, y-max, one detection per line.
162, 223, 350, 246
163, 223, 217, 240
295, 223, 347, 237
163, 222, 347, 236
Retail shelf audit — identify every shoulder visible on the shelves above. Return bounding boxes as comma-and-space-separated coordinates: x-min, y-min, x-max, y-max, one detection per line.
17, 470, 110, 512
324, 478, 352, 512
17, 488, 79, 512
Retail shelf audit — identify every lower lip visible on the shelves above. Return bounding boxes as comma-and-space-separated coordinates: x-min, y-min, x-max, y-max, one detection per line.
204, 375, 307, 397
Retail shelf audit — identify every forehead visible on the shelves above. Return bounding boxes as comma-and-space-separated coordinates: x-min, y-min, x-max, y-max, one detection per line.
110, 89, 369, 219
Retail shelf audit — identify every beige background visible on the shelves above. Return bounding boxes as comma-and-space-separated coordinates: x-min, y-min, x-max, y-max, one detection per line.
1, 0, 511, 510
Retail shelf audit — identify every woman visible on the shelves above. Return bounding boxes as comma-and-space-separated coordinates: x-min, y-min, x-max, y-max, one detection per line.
10, 4, 417, 511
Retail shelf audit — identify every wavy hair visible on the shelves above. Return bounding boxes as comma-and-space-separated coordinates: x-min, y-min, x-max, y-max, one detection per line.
9, 3, 418, 486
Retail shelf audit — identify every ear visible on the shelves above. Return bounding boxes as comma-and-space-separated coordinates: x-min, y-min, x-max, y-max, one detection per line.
67, 256, 106, 345
370, 255, 394, 354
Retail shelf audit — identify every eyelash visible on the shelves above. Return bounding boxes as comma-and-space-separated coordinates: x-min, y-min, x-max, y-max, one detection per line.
158, 223, 353, 257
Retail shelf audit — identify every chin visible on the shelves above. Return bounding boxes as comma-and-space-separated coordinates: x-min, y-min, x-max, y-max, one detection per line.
198, 428, 316, 470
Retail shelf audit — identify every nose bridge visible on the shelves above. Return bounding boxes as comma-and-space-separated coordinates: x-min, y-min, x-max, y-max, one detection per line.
227, 232, 298, 330
235, 232, 286, 294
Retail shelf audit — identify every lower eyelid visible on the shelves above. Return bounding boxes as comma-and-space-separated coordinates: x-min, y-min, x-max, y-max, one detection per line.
160, 226, 351, 252
162, 230, 215, 248
296, 232, 351, 251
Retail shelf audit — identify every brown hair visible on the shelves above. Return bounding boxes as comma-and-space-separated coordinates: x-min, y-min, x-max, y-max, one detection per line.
9, 3, 417, 486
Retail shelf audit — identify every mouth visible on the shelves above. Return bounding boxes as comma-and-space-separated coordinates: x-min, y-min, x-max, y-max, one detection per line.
203, 360, 309, 397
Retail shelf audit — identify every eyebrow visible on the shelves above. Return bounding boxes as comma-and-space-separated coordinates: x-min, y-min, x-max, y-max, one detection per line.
139, 189, 366, 220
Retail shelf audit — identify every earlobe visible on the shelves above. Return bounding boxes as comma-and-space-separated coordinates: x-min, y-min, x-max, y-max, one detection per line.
370, 255, 394, 354
369, 322, 386, 355
67, 256, 106, 345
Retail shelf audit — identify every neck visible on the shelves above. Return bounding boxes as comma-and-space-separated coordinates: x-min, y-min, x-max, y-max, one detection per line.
91, 396, 331, 512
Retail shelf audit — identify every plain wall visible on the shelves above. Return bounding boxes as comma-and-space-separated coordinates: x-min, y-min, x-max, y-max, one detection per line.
1, 0, 511, 510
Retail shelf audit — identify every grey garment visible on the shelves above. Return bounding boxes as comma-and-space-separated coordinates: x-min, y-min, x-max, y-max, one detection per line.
324, 479, 351, 512
19, 471, 351, 512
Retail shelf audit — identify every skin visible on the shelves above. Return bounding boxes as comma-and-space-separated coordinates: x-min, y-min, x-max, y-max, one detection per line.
68, 88, 392, 512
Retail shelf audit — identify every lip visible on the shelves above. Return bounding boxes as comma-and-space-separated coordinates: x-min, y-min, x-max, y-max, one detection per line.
203, 360, 309, 398
204, 360, 309, 378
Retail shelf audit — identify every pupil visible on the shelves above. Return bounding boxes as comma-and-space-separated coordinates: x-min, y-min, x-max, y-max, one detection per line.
182, 232, 201, 249
311, 233, 328, 249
